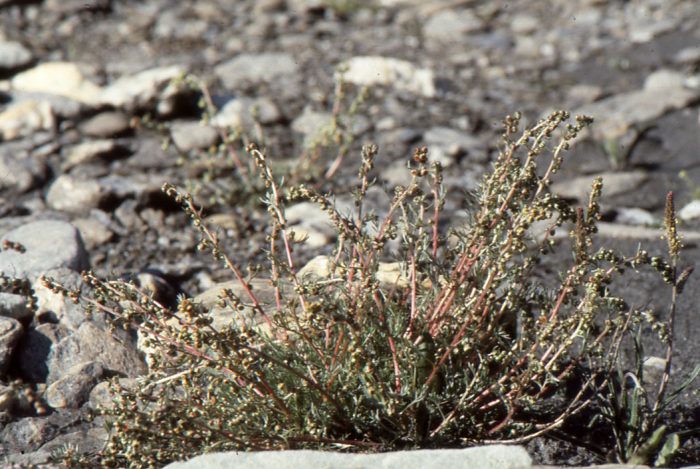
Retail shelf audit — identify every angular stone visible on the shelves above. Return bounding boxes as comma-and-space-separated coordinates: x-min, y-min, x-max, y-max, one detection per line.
33, 268, 88, 329
46, 321, 146, 384
0, 292, 32, 321
45, 361, 105, 409
0, 220, 89, 280
1, 417, 56, 453
0, 316, 23, 374
17, 323, 71, 383
0, 149, 48, 192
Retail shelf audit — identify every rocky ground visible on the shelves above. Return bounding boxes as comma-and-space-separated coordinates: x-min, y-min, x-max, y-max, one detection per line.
1, 0, 700, 466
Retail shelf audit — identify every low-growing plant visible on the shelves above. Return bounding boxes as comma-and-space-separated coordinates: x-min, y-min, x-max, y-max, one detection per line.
51, 111, 694, 467
585, 192, 698, 466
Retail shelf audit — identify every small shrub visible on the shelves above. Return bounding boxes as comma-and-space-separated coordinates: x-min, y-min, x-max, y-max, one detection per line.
54, 111, 692, 467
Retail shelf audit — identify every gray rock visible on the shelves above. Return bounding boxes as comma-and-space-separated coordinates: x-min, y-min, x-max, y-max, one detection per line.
423, 9, 484, 42
46, 321, 146, 384
674, 46, 700, 65
0, 292, 33, 321
97, 173, 163, 200
88, 377, 137, 411
170, 121, 219, 151
0, 150, 47, 193
0, 316, 23, 374
45, 361, 105, 409
79, 111, 131, 138
33, 425, 109, 464
46, 174, 102, 214
615, 207, 656, 226
17, 323, 71, 383
215, 53, 300, 88
163, 446, 532, 469
71, 217, 113, 249
0, 40, 33, 70
33, 268, 87, 328
0, 220, 89, 280
550, 170, 648, 202
1, 417, 56, 453
423, 126, 487, 164
61, 139, 125, 171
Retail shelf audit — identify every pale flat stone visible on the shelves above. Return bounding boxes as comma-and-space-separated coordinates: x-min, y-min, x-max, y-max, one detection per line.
338, 56, 436, 97
11, 62, 103, 105
163, 446, 532, 469
574, 69, 700, 140
99, 65, 186, 111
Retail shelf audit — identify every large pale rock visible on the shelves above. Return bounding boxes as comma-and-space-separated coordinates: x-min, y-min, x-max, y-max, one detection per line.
10, 62, 103, 105
338, 56, 436, 97
163, 446, 532, 469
